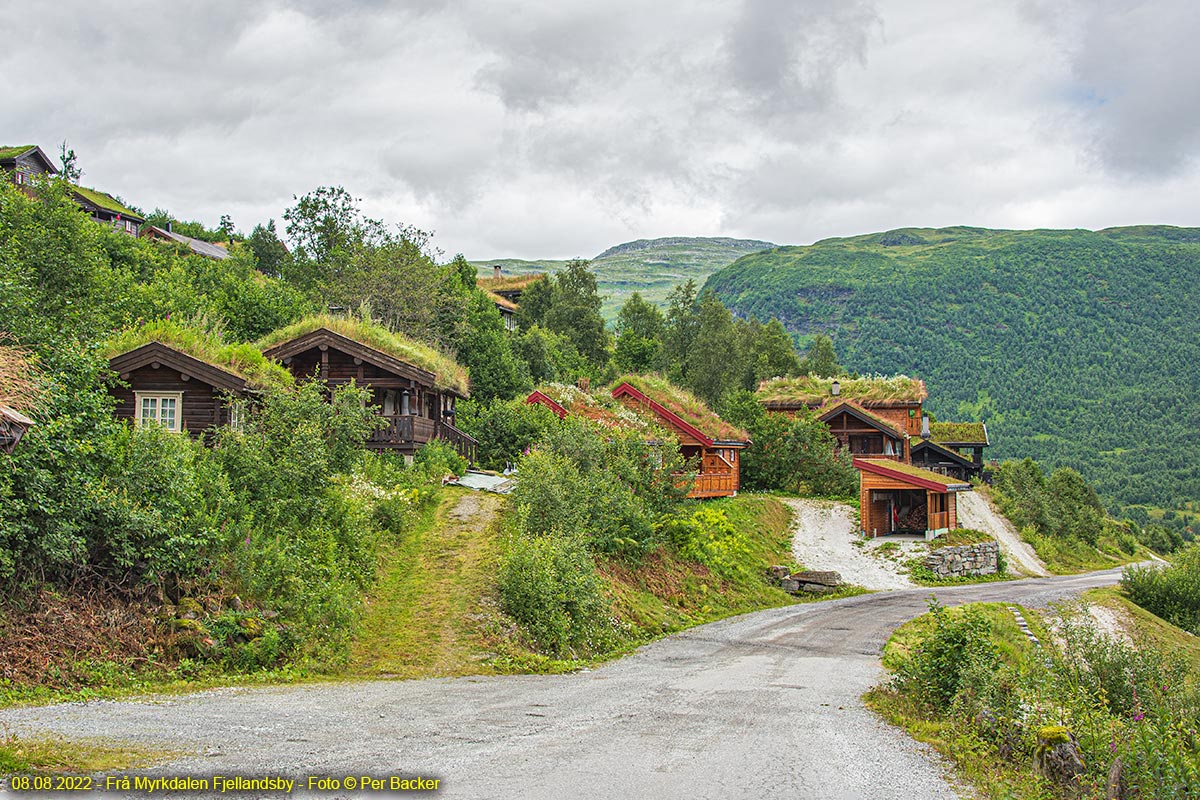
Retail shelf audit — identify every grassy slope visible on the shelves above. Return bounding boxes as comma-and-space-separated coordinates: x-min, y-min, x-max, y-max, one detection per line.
705, 225, 1200, 512
349, 488, 506, 678
472, 236, 775, 320
869, 593, 1200, 799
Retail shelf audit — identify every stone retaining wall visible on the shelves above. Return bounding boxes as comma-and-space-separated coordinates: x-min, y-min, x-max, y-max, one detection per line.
923, 541, 999, 578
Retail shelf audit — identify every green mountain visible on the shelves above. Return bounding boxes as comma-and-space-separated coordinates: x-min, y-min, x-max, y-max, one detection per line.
704, 226, 1200, 511
473, 236, 775, 319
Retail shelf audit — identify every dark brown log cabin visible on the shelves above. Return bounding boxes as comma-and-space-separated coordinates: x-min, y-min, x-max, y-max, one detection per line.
854, 458, 971, 538
109, 342, 250, 436
261, 327, 476, 461
611, 376, 750, 499
0, 145, 58, 189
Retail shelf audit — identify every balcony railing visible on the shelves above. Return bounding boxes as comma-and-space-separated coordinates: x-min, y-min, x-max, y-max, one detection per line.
436, 420, 478, 464
928, 511, 950, 531
686, 471, 738, 499
368, 414, 435, 447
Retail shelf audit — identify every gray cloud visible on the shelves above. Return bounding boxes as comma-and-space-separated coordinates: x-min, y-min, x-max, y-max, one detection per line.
2, 0, 1197, 259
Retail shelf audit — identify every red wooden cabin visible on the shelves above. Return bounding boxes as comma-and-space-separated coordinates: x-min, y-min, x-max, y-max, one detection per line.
854, 457, 971, 538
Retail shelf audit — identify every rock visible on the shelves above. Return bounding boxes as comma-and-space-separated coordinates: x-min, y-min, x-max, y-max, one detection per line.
1106, 757, 1124, 800
1034, 726, 1085, 786
789, 570, 841, 587
780, 578, 801, 593
767, 565, 790, 580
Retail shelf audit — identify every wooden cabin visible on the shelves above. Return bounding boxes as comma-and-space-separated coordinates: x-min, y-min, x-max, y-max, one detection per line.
758, 374, 926, 464
926, 421, 989, 480
910, 439, 979, 481
70, 185, 145, 236
109, 342, 257, 436
0, 145, 58, 188
610, 376, 750, 499
0, 406, 35, 454
261, 324, 476, 461
854, 457, 971, 538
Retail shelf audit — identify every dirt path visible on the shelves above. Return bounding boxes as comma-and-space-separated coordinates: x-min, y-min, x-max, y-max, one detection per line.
956, 489, 1050, 577
349, 488, 503, 678
783, 498, 914, 590
0, 571, 1125, 799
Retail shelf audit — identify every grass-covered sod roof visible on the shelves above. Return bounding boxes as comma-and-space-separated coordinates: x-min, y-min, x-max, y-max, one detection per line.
106, 319, 293, 390
476, 273, 547, 293
532, 383, 657, 433
613, 374, 750, 443
256, 314, 470, 396
929, 421, 989, 445
757, 374, 927, 406
71, 185, 143, 220
0, 145, 36, 160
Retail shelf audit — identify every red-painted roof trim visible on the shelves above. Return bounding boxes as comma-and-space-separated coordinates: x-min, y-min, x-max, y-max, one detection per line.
852, 457, 971, 492
525, 390, 568, 419
611, 382, 714, 447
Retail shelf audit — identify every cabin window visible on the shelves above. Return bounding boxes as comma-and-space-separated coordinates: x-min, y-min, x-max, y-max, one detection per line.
14, 171, 26, 186
135, 392, 183, 432
229, 401, 244, 431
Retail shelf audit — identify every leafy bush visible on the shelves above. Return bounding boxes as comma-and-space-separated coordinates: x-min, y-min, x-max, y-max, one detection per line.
413, 439, 468, 479
660, 507, 752, 579
455, 397, 558, 471
892, 599, 999, 709
510, 417, 686, 557
1122, 545, 1200, 634
498, 534, 609, 657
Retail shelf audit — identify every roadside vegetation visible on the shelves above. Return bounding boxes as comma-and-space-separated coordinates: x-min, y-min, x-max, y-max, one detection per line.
991, 459, 1163, 573
869, 597, 1200, 798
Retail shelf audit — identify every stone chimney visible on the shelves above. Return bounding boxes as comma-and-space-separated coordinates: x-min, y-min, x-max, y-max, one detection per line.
493, 265, 502, 279
921, 414, 931, 438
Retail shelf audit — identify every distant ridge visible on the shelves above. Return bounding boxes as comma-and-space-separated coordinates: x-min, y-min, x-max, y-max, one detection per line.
472, 236, 776, 319
704, 225, 1200, 512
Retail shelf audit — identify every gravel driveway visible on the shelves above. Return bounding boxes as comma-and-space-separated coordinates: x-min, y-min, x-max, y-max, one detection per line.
0, 571, 1123, 799
784, 498, 913, 590
956, 491, 1050, 577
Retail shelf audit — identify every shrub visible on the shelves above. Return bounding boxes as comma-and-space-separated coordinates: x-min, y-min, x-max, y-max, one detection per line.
660, 507, 752, 579
498, 534, 609, 657
892, 599, 999, 709
1121, 545, 1200, 634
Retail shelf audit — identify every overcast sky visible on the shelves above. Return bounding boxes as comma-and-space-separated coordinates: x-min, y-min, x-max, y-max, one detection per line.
6, 0, 1198, 259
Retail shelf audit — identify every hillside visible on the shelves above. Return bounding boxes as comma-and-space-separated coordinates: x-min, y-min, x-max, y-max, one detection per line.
472, 236, 775, 318
704, 226, 1200, 512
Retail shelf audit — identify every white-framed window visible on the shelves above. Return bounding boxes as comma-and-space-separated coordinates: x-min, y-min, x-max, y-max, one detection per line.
134, 391, 183, 432
14, 171, 26, 186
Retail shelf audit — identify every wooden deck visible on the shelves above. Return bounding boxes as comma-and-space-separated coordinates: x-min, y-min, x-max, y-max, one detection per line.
367, 414, 478, 462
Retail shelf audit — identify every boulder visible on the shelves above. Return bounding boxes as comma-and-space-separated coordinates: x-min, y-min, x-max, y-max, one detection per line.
1034, 726, 1085, 786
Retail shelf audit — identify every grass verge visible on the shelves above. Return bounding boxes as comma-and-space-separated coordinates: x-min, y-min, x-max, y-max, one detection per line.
0, 730, 174, 774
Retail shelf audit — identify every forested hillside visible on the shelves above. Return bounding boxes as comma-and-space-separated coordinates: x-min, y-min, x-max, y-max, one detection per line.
472, 236, 774, 318
705, 226, 1200, 512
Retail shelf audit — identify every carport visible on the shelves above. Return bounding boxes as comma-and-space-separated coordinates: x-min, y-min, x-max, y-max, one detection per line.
853, 458, 971, 538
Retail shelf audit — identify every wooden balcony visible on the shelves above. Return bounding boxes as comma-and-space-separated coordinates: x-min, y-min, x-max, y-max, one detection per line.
686, 470, 738, 499
368, 414, 435, 449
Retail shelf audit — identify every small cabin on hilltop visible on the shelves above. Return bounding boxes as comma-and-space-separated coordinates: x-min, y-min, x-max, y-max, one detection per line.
610, 375, 750, 499
0, 145, 58, 188
108, 340, 286, 436
142, 225, 230, 260
71, 185, 145, 236
758, 374, 927, 462
854, 457, 971, 538
260, 319, 476, 461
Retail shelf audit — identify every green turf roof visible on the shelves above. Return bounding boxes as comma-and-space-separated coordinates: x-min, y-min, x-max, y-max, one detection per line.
534, 383, 656, 433
613, 374, 750, 443
105, 319, 293, 390
0, 145, 35, 161
758, 374, 927, 405
257, 314, 470, 396
854, 457, 971, 490
929, 421, 988, 445
71, 185, 143, 220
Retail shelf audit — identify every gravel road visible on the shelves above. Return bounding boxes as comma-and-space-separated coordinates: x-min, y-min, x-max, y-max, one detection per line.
784, 498, 913, 590
0, 571, 1123, 800
956, 491, 1050, 577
